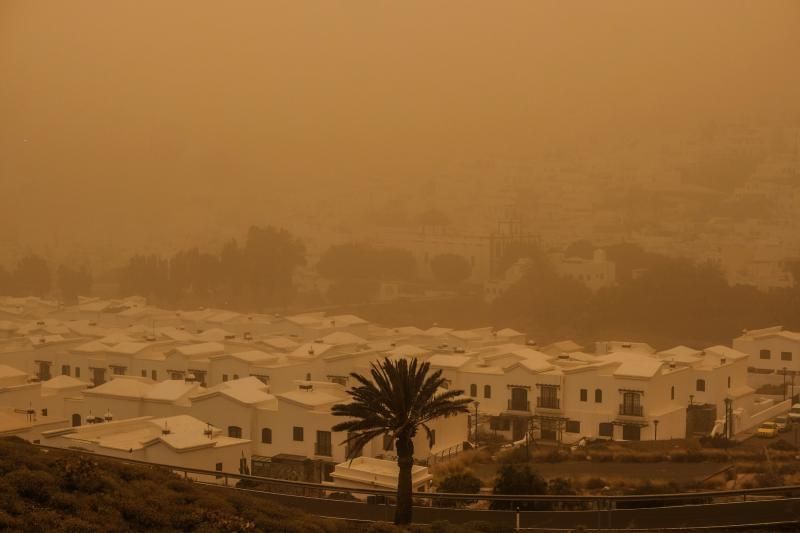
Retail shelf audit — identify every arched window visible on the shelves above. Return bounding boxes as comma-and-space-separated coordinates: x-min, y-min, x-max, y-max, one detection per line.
228, 426, 243, 438
470, 384, 477, 397
696, 379, 706, 392
484, 385, 491, 399
261, 428, 272, 444
671, 386, 675, 400
71, 413, 82, 427
594, 389, 603, 403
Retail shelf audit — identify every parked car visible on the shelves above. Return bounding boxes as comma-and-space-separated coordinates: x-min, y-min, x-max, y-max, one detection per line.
774, 416, 790, 432
757, 421, 779, 438
788, 404, 800, 423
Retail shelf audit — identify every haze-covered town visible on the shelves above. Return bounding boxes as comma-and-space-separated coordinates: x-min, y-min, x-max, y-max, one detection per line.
3, 1, 800, 531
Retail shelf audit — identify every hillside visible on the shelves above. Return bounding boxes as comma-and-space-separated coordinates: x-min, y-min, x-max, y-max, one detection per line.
0, 438, 508, 533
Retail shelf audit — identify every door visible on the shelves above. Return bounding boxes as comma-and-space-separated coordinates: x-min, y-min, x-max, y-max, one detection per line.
622, 424, 641, 441
512, 417, 528, 441
92, 368, 106, 386
510, 388, 528, 411
540, 419, 558, 441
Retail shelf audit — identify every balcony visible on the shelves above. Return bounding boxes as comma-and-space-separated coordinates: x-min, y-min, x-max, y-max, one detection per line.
536, 398, 560, 410
506, 399, 531, 412
618, 404, 644, 417
315, 443, 333, 457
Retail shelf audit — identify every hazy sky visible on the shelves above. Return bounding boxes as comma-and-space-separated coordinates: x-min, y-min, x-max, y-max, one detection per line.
1, 1, 799, 250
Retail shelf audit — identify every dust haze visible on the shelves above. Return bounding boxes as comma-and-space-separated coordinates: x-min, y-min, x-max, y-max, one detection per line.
1, 1, 800, 343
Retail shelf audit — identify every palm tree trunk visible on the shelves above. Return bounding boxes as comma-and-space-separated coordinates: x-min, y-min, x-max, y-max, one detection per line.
394, 436, 414, 525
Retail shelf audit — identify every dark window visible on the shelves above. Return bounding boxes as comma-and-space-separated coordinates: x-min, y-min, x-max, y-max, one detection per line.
470, 384, 477, 397
671, 386, 675, 400
430, 430, 436, 447
228, 426, 242, 438
315, 431, 332, 456
61, 365, 70, 376
579, 389, 588, 402
727, 376, 731, 389
233, 374, 239, 380
760, 349, 771, 360
566, 420, 580, 433
41, 408, 48, 417
222, 374, 229, 382
622, 424, 641, 441
293, 426, 304, 441
261, 428, 272, 444
141, 370, 147, 377
594, 389, 603, 403
75, 367, 80, 378
71, 414, 82, 427
383, 434, 394, 451
151, 370, 157, 381
696, 379, 706, 392
483, 385, 491, 399
215, 462, 223, 479
781, 351, 793, 361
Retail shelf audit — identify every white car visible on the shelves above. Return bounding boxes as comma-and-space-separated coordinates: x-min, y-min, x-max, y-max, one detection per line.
789, 404, 800, 423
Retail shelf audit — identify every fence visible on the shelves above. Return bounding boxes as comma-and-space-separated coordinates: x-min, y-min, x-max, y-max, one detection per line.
33, 444, 800, 530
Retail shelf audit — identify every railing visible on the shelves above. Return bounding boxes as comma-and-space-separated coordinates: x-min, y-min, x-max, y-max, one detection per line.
536, 398, 560, 410
426, 442, 464, 466
619, 404, 644, 417
507, 399, 530, 411
30, 444, 800, 530
314, 443, 333, 457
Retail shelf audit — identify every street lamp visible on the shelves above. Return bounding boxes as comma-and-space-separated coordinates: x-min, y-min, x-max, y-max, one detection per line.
783, 367, 788, 401
653, 420, 659, 441
473, 401, 480, 448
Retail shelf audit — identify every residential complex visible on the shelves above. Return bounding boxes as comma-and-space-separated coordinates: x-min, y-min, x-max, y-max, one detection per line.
0, 295, 794, 483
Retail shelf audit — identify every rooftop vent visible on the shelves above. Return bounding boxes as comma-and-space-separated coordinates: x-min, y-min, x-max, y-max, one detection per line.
558, 354, 570, 360
299, 384, 314, 392
204, 423, 214, 438
224, 334, 236, 340
454, 347, 466, 354
526, 340, 537, 346
720, 357, 726, 365
669, 360, 676, 369
243, 332, 253, 340
308, 347, 315, 355
162, 422, 171, 435
145, 335, 156, 342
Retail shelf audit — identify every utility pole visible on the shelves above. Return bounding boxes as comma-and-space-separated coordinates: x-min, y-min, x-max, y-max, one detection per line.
473, 401, 480, 448
653, 420, 659, 441
783, 367, 788, 401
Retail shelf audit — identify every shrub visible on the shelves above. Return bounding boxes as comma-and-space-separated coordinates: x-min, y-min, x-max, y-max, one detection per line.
490, 465, 547, 510
5, 468, 57, 504
768, 439, 797, 451
547, 477, 576, 495
435, 472, 482, 507
584, 477, 608, 490
753, 472, 784, 488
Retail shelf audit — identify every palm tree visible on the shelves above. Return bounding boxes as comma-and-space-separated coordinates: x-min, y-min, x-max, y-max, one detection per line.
332, 357, 471, 525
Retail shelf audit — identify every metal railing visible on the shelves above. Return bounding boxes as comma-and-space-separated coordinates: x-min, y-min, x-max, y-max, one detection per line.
507, 399, 530, 411
619, 404, 644, 417
30, 444, 800, 530
536, 398, 560, 410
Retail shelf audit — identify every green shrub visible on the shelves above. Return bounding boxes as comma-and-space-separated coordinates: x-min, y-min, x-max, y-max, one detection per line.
490, 464, 547, 510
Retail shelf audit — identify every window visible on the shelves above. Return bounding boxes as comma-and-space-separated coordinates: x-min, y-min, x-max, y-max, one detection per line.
228, 426, 242, 438
71, 413, 81, 427
75, 367, 80, 378
346, 432, 362, 458
151, 370, 157, 381
566, 420, 580, 433
141, 370, 147, 377
579, 389, 588, 402
782, 352, 793, 361
41, 408, 48, 417
696, 379, 706, 392
261, 428, 272, 444
671, 386, 675, 400
728, 376, 731, 389
233, 374, 239, 380
483, 385, 491, 399
61, 365, 70, 376
594, 389, 603, 403
383, 434, 394, 451
760, 349, 771, 360
470, 384, 477, 397
222, 374, 229, 382
110, 365, 126, 375
429, 430, 436, 447
293, 426, 304, 441
315, 430, 332, 456
215, 462, 223, 479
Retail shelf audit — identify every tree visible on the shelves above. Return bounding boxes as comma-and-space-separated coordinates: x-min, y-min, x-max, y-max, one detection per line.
491, 464, 547, 510
331, 358, 471, 525
56, 264, 92, 305
13, 254, 51, 296
429, 253, 472, 285
317, 243, 416, 281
